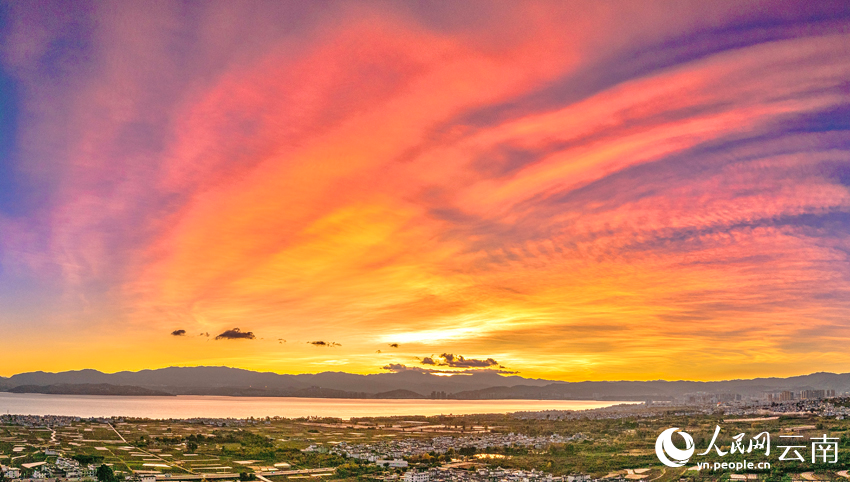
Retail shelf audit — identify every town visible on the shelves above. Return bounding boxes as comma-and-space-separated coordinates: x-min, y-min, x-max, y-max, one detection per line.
3, 393, 850, 482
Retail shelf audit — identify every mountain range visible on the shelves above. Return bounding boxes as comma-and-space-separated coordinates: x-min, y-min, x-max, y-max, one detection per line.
1, 367, 849, 400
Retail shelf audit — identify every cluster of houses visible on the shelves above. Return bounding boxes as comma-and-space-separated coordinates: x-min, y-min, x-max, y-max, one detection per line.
1, 457, 96, 480
395, 468, 597, 482
718, 396, 850, 419
182, 417, 254, 427
518, 395, 850, 423
513, 404, 707, 421
0, 414, 259, 430
0, 415, 81, 429
1, 459, 161, 482
2, 465, 22, 479
766, 397, 850, 418
327, 432, 584, 462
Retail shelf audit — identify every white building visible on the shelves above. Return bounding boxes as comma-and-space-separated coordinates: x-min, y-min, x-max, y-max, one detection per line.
404, 471, 429, 482
377, 459, 409, 468
2, 466, 22, 479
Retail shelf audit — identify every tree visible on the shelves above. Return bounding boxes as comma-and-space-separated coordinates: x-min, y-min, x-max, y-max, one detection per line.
187, 441, 198, 453
96, 465, 116, 482
458, 446, 476, 457
73, 455, 104, 465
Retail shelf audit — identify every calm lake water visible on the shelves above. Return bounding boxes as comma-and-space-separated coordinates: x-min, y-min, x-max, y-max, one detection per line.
0, 393, 629, 419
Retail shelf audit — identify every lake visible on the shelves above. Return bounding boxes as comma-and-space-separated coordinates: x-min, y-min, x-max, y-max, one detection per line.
0, 393, 630, 419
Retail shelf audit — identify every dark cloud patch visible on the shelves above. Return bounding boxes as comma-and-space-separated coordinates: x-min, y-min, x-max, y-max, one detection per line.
420, 353, 499, 368
382, 363, 518, 375
200, 332, 209, 337
788, 105, 850, 135
444, 353, 499, 368
171, 329, 186, 336
388, 343, 399, 348
309, 341, 340, 347
215, 328, 256, 340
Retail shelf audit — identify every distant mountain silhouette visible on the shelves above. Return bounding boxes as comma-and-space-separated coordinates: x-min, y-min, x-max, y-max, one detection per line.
9, 383, 173, 396
2, 367, 849, 400
2, 367, 553, 397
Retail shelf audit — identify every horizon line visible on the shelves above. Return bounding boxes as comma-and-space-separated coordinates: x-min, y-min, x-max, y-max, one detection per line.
2, 365, 847, 385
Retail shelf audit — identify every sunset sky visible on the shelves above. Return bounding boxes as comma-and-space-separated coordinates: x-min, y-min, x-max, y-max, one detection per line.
1, 1, 849, 381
